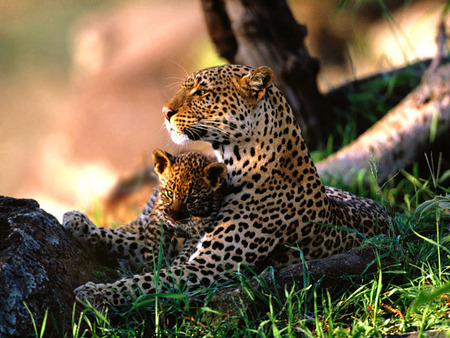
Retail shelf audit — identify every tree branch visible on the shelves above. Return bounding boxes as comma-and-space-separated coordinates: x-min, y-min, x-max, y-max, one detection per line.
316, 62, 450, 185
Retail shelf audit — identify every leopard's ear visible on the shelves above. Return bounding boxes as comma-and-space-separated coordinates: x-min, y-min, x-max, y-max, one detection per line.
152, 149, 175, 176
203, 162, 227, 190
237, 66, 274, 104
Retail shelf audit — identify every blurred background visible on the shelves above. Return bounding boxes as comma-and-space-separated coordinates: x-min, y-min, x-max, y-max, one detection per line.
0, 0, 445, 221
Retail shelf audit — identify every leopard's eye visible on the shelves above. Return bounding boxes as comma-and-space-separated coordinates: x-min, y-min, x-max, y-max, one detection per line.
165, 190, 173, 198
192, 89, 207, 97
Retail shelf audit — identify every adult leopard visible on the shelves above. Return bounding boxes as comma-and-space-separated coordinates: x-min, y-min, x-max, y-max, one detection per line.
72, 65, 390, 307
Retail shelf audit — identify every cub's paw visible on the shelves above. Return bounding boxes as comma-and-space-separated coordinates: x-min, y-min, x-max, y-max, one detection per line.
63, 211, 100, 244
74, 282, 104, 311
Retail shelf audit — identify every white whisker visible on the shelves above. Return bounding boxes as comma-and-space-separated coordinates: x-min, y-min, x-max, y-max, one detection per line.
168, 60, 189, 78
187, 126, 205, 142
165, 83, 182, 90
197, 119, 246, 140
195, 124, 236, 141
202, 117, 250, 135
163, 76, 186, 82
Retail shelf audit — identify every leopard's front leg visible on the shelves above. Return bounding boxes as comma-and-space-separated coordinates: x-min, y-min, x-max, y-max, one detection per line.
74, 262, 218, 308
73, 222, 240, 308
63, 211, 146, 263
73, 219, 275, 308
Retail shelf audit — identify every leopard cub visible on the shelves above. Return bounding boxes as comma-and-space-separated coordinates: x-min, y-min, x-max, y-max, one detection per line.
63, 149, 227, 267
150, 149, 227, 263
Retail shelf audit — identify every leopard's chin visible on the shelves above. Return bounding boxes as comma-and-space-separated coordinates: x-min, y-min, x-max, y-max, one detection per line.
171, 131, 191, 145
165, 120, 191, 145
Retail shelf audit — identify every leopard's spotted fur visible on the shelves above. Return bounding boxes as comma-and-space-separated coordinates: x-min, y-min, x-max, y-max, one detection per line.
67, 65, 391, 308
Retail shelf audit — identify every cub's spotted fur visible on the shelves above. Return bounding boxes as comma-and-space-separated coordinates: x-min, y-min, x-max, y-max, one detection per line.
64, 149, 226, 271
67, 65, 391, 308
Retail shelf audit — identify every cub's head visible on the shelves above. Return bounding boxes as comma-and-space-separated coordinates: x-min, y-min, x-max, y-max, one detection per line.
152, 149, 227, 223
163, 65, 273, 145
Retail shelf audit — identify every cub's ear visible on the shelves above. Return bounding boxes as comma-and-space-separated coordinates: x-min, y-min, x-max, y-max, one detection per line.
152, 149, 175, 176
237, 66, 274, 104
203, 163, 227, 190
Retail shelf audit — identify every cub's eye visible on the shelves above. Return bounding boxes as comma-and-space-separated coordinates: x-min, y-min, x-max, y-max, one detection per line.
187, 195, 199, 204
165, 190, 173, 198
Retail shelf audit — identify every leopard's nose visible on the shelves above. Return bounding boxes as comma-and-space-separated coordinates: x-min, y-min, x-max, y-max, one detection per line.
162, 107, 176, 120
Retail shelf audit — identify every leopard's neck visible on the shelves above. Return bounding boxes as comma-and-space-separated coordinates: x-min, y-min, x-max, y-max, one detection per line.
213, 94, 324, 194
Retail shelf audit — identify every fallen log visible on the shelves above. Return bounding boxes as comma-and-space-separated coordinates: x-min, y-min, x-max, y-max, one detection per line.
210, 246, 396, 317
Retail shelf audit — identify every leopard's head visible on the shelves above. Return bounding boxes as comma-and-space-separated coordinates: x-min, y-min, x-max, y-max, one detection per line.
163, 65, 274, 145
152, 149, 227, 223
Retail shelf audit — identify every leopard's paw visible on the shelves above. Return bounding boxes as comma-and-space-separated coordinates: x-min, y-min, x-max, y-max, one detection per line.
63, 211, 100, 244
74, 281, 105, 311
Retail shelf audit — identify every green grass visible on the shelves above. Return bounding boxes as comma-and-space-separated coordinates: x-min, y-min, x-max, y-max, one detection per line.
30, 171, 449, 337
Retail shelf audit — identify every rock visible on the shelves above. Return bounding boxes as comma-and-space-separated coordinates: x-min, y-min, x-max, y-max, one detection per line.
0, 196, 114, 337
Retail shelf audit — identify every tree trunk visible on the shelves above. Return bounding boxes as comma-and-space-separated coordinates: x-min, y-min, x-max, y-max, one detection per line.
200, 0, 325, 148
0, 196, 116, 337
316, 62, 450, 185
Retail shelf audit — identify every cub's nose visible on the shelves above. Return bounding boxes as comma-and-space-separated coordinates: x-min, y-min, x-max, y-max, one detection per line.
168, 204, 187, 222
162, 107, 176, 120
